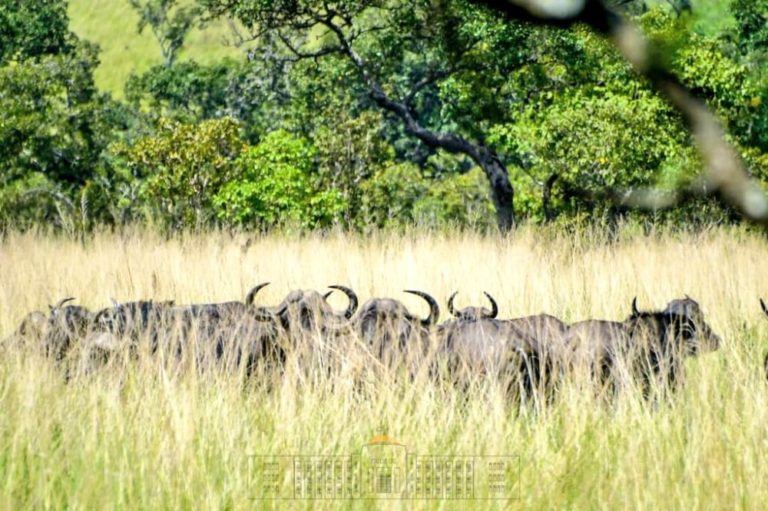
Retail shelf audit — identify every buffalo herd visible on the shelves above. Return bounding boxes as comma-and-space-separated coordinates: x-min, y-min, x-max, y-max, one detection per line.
0, 284, 746, 402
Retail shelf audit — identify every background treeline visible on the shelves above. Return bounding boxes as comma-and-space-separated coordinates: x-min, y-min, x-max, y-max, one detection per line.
1, 0, 767, 234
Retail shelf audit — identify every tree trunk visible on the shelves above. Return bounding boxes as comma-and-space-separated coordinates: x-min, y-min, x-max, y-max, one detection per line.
315, 20, 517, 232
543, 173, 559, 223
476, 148, 515, 231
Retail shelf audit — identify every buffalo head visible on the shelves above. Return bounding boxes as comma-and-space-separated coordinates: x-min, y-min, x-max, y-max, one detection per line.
447, 291, 498, 321
250, 284, 358, 335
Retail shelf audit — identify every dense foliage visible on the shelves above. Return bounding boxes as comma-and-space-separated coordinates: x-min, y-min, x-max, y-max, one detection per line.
0, 0, 766, 233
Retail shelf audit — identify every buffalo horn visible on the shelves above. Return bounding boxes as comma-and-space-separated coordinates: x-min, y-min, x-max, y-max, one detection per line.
483, 292, 498, 319
404, 290, 440, 327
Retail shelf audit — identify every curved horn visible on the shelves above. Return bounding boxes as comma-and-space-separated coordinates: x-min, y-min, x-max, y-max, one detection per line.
327, 285, 358, 319
93, 308, 110, 324
404, 290, 440, 327
245, 282, 270, 306
447, 291, 459, 318
50, 297, 75, 311
246, 283, 280, 323
761, 298, 768, 318
483, 292, 498, 319
322, 290, 334, 300
632, 297, 640, 316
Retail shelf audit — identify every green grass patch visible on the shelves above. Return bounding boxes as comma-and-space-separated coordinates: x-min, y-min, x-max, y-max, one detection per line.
68, 0, 243, 97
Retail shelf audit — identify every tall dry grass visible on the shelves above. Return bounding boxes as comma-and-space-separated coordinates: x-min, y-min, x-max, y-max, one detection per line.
1, 226, 767, 509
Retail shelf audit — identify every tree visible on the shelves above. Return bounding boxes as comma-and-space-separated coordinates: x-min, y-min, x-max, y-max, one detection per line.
731, 0, 768, 56
728, 0, 768, 152
467, 0, 768, 229
214, 130, 347, 229
201, 0, 543, 231
313, 109, 395, 223
0, 1, 123, 231
0, 0, 72, 64
129, 0, 200, 67
114, 117, 244, 230
125, 60, 235, 121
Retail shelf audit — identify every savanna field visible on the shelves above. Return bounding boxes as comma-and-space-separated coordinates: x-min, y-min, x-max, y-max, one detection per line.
1, 226, 768, 509
4, 0, 768, 508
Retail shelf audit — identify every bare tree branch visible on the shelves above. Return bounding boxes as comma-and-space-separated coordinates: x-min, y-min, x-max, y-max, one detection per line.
276, 31, 343, 61
272, 12, 518, 230
404, 68, 456, 107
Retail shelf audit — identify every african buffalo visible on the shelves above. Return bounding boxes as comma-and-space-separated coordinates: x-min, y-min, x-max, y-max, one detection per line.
165, 283, 356, 374
250, 285, 358, 343
28, 298, 92, 358
42, 298, 95, 362
563, 296, 721, 398
352, 290, 440, 370
2, 310, 48, 349
82, 283, 280, 375
438, 321, 563, 401
437, 292, 568, 401
2, 297, 95, 369
441, 292, 567, 351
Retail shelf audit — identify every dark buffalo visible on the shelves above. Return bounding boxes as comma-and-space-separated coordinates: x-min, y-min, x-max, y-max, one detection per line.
437, 293, 568, 401
3, 310, 48, 349
239, 284, 360, 379
438, 320, 565, 402
89, 299, 176, 348
178, 282, 288, 374
505, 312, 569, 372
81, 298, 180, 374
82, 282, 279, 375
250, 285, 358, 341
563, 298, 640, 375
42, 297, 95, 362
352, 290, 440, 369
441, 292, 567, 354
563, 296, 721, 398
562, 319, 628, 392
2, 297, 95, 365
89, 282, 274, 345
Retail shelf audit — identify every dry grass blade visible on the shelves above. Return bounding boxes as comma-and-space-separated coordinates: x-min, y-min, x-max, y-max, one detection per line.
0, 228, 767, 508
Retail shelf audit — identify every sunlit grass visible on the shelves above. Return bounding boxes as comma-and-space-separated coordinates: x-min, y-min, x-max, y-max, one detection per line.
1, 226, 767, 509
68, 0, 242, 97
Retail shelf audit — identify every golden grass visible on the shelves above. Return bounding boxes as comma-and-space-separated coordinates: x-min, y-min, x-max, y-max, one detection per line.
1, 226, 767, 509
